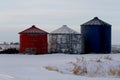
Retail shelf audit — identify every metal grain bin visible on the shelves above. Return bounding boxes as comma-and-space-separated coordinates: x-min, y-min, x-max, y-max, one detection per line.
49, 25, 81, 54
19, 25, 48, 54
81, 17, 111, 53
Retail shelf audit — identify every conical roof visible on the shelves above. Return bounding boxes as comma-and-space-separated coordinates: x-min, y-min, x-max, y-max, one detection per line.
19, 25, 48, 34
81, 17, 111, 26
51, 25, 79, 34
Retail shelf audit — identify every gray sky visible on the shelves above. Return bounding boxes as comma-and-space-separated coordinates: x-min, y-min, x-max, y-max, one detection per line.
0, 0, 120, 45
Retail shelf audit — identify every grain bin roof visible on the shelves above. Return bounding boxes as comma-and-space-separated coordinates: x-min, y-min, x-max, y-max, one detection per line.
81, 17, 111, 26
51, 25, 80, 34
19, 25, 48, 34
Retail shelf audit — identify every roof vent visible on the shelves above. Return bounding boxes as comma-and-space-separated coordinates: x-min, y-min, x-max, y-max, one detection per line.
32, 25, 36, 28
62, 25, 67, 27
94, 17, 98, 19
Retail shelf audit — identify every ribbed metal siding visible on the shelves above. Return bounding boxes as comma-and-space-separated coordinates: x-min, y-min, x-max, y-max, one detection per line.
81, 17, 111, 53
100, 26, 111, 53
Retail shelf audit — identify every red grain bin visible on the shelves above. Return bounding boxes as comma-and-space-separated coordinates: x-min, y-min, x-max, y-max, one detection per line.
19, 25, 48, 54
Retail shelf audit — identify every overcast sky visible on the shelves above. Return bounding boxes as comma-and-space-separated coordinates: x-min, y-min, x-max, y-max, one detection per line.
0, 0, 120, 45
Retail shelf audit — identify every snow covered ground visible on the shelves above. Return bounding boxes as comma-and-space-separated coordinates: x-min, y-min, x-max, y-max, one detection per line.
0, 53, 120, 80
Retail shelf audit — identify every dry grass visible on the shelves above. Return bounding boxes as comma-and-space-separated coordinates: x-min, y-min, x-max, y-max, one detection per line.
117, 69, 120, 77
108, 68, 116, 76
72, 65, 87, 75
73, 66, 81, 75
44, 66, 59, 72
104, 55, 112, 60
89, 55, 113, 62
68, 61, 77, 66
72, 57, 87, 75
89, 57, 102, 62
107, 67, 120, 77
76, 57, 85, 63
44, 56, 120, 78
96, 58, 101, 62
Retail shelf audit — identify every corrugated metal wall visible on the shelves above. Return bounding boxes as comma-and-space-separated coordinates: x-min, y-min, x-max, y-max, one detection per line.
81, 17, 111, 53
49, 34, 81, 54
20, 34, 48, 54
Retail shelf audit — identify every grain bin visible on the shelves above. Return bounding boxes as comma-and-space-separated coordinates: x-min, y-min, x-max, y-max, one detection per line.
49, 25, 81, 54
81, 17, 111, 53
19, 25, 48, 54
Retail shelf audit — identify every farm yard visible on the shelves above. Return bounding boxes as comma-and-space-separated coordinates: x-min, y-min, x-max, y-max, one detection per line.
0, 0, 119, 79
0, 53, 120, 80
0, 17, 116, 80
0, 16, 116, 80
